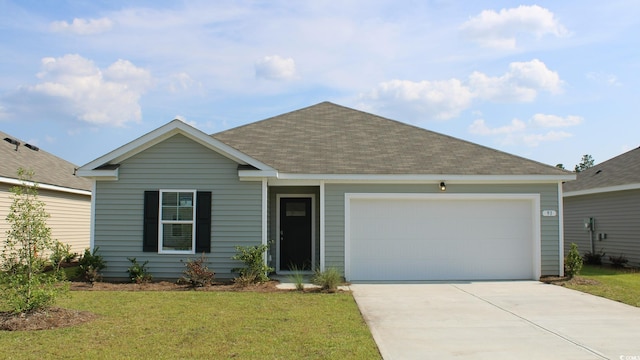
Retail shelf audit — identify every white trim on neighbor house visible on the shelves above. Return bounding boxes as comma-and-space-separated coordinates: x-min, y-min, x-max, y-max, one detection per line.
343, 193, 542, 281
0, 176, 92, 196
557, 182, 565, 277
78, 120, 275, 179
563, 183, 640, 197
239, 171, 575, 183
275, 193, 316, 274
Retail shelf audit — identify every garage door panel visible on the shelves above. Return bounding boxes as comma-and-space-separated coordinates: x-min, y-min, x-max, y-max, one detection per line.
348, 196, 537, 281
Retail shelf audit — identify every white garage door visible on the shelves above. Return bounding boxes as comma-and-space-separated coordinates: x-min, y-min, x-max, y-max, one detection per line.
346, 194, 540, 281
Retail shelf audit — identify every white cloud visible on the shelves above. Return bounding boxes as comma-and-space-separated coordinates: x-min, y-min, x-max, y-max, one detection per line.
521, 131, 573, 147
460, 5, 568, 49
26, 54, 152, 126
469, 113, 580, 147
470, 59, 563, 102
50, 17, 113, 35
174, 115, 198, 128
531, 114, 583, 127
362, 59, 563, 120
469, 118, 526, 135
366, 79, 474, 120
168, 72, 198, 93
255, 55, 297, 81
586, 72, 622, 87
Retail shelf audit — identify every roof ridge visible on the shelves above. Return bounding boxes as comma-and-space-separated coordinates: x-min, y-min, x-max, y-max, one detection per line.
211, 101, 336, 137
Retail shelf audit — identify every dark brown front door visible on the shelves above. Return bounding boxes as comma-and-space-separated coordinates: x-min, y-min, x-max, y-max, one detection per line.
279, 197, 312, 271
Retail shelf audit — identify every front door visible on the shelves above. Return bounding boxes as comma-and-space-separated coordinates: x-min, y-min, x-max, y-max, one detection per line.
279, 197, 312, 271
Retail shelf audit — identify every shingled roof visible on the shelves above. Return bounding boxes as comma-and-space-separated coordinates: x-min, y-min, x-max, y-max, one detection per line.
212, 102, 569, 176
563, 146, 640, 193
0, 131, 91, 192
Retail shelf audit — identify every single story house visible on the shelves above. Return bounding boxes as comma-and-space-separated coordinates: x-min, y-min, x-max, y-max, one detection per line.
564, 147, 640, 266
78, 102, 574, 281
1, 131, 92, 255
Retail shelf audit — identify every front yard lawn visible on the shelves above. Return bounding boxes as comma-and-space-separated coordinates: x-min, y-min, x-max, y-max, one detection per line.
0, 291, 381, 359
565, 265, 640, 307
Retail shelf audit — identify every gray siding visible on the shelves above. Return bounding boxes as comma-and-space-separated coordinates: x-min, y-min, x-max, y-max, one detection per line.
325, 183, 561, 276
564, 189, 640, 266
93, 134, 262, 280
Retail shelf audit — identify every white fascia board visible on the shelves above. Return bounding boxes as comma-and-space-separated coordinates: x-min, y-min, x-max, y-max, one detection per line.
75, 168, 119, 181
0, 176, 92, 196
79, 120, 274, 173
563, 183, 640, 197
240, 172, 575, 183
238, 170, 279, 179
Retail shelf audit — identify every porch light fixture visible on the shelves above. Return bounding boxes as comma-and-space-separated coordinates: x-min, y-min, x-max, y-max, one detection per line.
439, 182, 446, 191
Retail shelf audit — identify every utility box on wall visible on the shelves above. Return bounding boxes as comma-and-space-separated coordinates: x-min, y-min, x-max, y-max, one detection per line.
583, 217, 595, 231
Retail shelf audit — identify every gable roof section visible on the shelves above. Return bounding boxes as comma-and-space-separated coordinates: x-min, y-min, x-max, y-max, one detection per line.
213, 102, 572, 180
564, 146, 640, 196
0, 131, 91, 194
77, 119, 275, 180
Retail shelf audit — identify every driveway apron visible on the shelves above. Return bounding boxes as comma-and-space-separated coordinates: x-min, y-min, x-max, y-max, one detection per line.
351, 282, 640, 360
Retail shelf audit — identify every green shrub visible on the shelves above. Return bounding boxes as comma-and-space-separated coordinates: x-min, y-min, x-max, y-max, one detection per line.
287, 264, 306, 291
231, 244, 273, 285
178, 254, 214, 287
127, 257, 153, 283
311, 267, 343, 292
564, 243, 583, 278
583, 249, 606, 265
609, 254, 629, 268
77, 247, 106, 283
50, 240, 78, 269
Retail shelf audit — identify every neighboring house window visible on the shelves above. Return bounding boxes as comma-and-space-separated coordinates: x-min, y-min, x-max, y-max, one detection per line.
143, 190, 211, 254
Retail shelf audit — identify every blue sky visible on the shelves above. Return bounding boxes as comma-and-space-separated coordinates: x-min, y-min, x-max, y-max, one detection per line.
1, 1, 638, 169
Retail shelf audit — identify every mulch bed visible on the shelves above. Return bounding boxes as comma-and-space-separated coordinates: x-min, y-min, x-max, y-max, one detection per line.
539, 275, 600, 286
0, 307, 97, 331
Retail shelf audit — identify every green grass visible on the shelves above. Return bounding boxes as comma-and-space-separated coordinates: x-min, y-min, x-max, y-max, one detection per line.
0, 291, 381, 359
566, 265, 640, 307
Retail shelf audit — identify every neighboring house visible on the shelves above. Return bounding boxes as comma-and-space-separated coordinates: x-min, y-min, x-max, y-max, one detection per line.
78, 102, 574, 281
0, 131, 92, 255
563, 147, 640, 266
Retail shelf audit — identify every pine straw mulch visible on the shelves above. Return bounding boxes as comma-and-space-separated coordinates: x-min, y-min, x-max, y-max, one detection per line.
0, 280, 339, 332
0, 307, 98, 331
539, 275, 600, 286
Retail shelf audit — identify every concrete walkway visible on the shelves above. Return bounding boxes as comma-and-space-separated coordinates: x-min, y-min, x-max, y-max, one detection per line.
351, 282, 640, 360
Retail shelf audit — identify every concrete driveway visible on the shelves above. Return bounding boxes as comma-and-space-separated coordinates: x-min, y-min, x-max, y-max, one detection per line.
351, 282, 640, 359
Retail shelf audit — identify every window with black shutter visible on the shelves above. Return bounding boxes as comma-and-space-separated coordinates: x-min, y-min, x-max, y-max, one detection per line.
143, 190, 211, 254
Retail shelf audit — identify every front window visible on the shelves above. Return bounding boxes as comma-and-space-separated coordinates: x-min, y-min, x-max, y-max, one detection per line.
160, 190, 195, 253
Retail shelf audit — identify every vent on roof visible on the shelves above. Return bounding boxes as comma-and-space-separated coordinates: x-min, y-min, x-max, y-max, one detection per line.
25, 143, 39, 151
595, 169, 602, 175
3, 137, 20, 151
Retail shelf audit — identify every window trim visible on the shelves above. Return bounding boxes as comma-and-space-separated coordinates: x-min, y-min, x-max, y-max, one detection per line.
158, 189, 197, 254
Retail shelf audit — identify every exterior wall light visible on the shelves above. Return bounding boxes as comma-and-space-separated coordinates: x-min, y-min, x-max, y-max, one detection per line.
440, 182, 446, 191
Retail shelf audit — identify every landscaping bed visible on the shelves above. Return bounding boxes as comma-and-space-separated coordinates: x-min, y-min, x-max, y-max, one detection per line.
541, 264, 640, 307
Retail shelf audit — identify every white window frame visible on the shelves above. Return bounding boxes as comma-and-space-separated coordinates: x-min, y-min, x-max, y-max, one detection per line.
158, 189, 197, 254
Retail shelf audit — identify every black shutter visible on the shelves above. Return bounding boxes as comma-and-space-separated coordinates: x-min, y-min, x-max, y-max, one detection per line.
195, 191, 212, 253
143, 191, 159, 252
